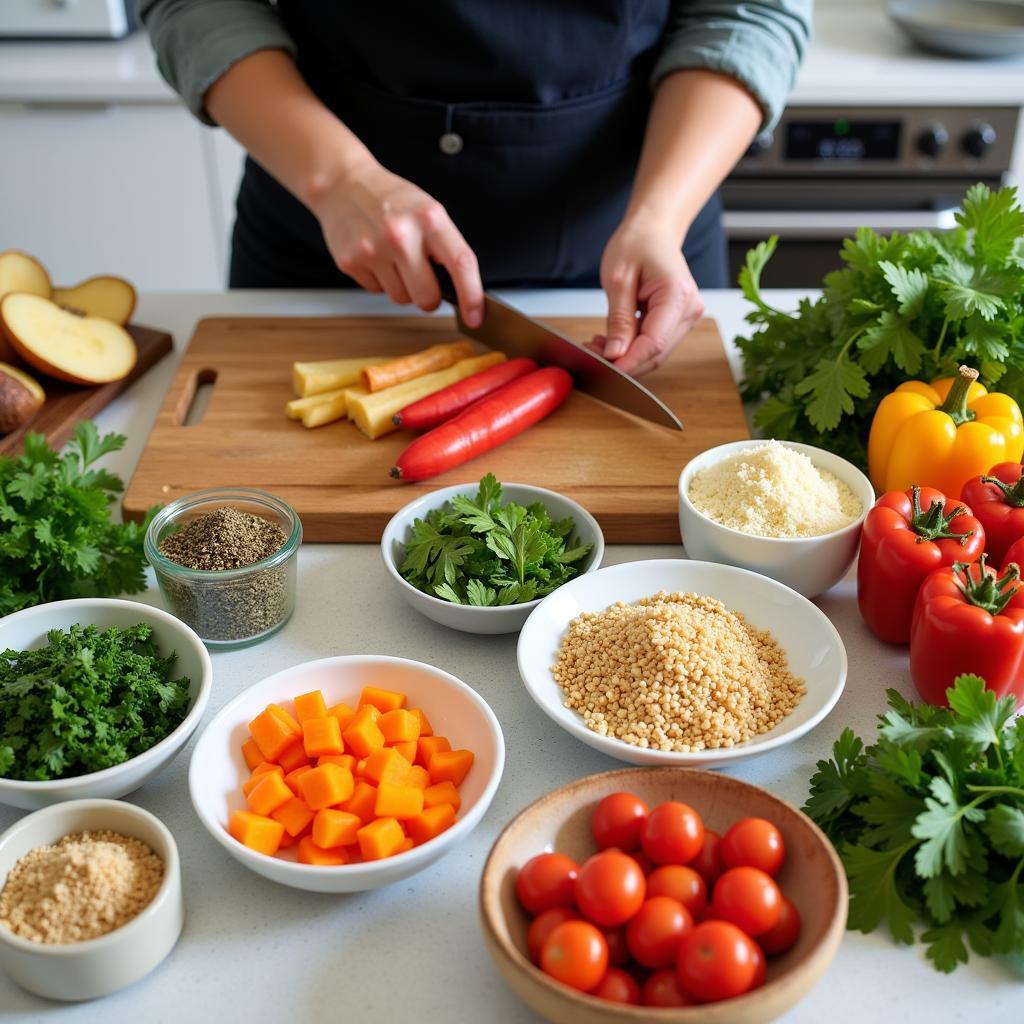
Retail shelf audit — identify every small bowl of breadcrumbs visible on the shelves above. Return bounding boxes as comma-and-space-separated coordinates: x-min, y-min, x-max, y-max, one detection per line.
0, 798, 183, 1001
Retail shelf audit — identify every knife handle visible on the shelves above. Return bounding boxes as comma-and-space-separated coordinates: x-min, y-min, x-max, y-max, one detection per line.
430, 260, 459, 307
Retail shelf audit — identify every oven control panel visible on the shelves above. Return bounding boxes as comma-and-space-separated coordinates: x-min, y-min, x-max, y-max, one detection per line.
735, 106, 1019, 176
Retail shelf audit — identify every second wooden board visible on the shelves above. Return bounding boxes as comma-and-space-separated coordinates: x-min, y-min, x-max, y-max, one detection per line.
123, 316, 749, 542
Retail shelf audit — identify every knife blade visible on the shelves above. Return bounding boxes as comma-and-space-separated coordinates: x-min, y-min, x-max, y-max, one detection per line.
434, 271, 683, 430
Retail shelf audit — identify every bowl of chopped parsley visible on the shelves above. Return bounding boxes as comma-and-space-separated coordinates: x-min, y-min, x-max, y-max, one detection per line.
381, 474, 603, 635
0, 598, 213, 810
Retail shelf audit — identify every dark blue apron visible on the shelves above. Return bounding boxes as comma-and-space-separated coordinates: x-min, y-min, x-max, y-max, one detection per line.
229, 1, 727, 289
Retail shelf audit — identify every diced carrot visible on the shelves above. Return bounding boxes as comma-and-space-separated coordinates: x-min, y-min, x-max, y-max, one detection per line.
390, 740, 418, 763
375, 782, 424, 819
327, 702, 357, 730
278, 829, 298, 850
406, 765, 431, 790
406, 803, 456, 845
241, 738, 264, 771
303, 716, 345, 758
297, 763, 355, 811
423, 780, 461, 811
249, 707, 301, 762
277, 741, 311, 774
343, 707, 386, 758
359, 686, 406, 713
408, 708, 433, 737
271, 796, 315, 837
284, 764, 314, 795
243, 762, 283, 796
312, 809, 362, 848
399, 837, 415, 853
340, 781, 378, 824
362, 747, 412, 786
229, 810, 284, 856
293, 690, 328, 723
298, 836, 349, 866
318, 753, 356, 772
357, 817, 405, 861
428, 749, 475, 786
355, 757, 369, 777
416, 735, 451, 768
378, 708, 420, 744
247, 770, 294, 816
267, 703, 302, 735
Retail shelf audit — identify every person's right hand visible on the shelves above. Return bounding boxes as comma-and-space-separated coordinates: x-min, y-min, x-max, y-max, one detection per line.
311, 157, 484, 326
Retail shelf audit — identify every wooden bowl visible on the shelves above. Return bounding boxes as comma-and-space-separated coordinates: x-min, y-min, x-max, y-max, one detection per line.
479, 768, 847, 1024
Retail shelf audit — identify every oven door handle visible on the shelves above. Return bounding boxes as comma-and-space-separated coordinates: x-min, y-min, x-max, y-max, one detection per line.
722, 208, 959, 238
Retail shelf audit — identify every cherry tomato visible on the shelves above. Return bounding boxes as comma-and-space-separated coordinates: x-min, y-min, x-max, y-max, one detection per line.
590, 967, 641, 1005
646, 865, 707, 917
601, 925, 630, 967
676, 920, 758, 1003
721, 817, 786, 876
711, 867, 782, 937
591, 792, 648, 852
527, 906, 579, 963
641, 802, 705, 866
749, 937, 767, 988
759, 896, 801, 955
626, 896, 693, 968
574, 850, 646, 927
516, 852, 579, 915
690, 828, 724, 886
540, 920, 608, 992
642, 968, 695, 1007
628, 850, 655, 876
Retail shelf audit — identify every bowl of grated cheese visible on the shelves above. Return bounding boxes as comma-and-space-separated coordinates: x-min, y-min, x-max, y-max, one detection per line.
678, 440, 875, 598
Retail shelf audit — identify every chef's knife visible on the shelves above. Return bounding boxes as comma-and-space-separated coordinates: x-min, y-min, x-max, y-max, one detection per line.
434, 270, 683, 430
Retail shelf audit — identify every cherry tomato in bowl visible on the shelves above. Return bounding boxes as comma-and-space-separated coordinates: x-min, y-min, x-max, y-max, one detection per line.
642, 968, 695, 1007
711, 866, 782, 937
626, 896, 693, 968
676, 920, 759, 1003
574, 850, 646, 927
516, 852, 579, 915
760, 896, 802, 955
721, 817, 786, 876
641, 801, 705, 866
590, 966, 641, 1004
527, 906, 579, 963
646, 864, 708, 917
540, 920, 608, 992
591, 792, 648, 852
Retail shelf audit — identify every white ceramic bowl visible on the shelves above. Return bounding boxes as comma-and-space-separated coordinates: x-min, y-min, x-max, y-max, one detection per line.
517, 559, 846, 767
381, 482, 604, 635
189, 655, 505, 892
0, 799, 184, 1001
678, 440, 875, 598
0, 599, 213, 811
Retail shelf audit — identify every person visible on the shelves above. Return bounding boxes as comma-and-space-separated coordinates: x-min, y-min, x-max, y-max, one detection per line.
140, 1, 811, 376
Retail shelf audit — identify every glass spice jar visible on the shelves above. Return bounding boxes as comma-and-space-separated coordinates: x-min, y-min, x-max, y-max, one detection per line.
144, 489, 301, 648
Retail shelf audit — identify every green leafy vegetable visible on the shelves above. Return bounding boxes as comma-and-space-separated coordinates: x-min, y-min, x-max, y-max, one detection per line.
805, 675, 1024, 972
399, 473, 593, 605
0, 422, 157, 613
737, 183, 1024, 469
0, 622, 191, 781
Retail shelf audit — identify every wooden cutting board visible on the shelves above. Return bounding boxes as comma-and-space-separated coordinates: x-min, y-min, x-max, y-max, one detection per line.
122, 316, 748, 542
0, 324, 173, 456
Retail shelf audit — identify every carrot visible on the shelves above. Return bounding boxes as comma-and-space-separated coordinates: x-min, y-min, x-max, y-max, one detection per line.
318, 753, 356, 772
313, 809, 362, 848
271, 796, 315, 837
277, 740, 312, 774
327, 702, 357, 730
390, 366, 573, 481
298, 836, 350, 866
393, 357, 537, 430
378, 708, 420, 744
406, 803, 456, 845
361, 747, 412, 786
249, 707, 300, 763
406, 765, 431, 790
360, 686, 406, 713
357, 817, 406, 860
284, 764, 313, 795
428, 748, 475, 787
416, 735, 451, 768
375, 782, 424, 819
241, 738, 264, 772
297, 763, 355, 810
243, 763, 283, 797
230, 811, 284, 856
408, 708, 433, 737
343, 708, 386, 758
390, 740, 418, 763
424, 780, 461, 812
341, 781, 379, 824
302, 716, 345, 758
246, 771, 293, 816
362, 341, 474, 392
293, 690, 328, 723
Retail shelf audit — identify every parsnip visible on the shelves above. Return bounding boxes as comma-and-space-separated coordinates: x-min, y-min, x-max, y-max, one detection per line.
301, 393, 349, 428
285, 386, 347, 421
292, 356, 379, 397
344, 384, 369, 419
349, 352, 506, 439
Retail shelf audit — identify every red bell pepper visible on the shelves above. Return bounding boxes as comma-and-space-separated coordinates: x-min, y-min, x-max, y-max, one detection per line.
857, 485, 985, 644
961, 461, 1024, 566
910, 556, 1024, 708
1006, 534, 1024, 571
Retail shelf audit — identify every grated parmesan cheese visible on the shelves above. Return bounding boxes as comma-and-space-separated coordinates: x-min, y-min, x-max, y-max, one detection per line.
687, 441, 861, 538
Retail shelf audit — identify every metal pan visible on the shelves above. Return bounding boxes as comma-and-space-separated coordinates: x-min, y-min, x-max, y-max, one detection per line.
888, 0, 1024, 58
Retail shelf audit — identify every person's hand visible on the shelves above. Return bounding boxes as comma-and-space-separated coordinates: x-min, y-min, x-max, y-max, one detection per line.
311, 157, 484, 326
589, 214, 704, 376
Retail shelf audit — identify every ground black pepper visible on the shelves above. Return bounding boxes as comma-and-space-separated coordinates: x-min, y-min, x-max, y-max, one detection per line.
158, 506, 285, 570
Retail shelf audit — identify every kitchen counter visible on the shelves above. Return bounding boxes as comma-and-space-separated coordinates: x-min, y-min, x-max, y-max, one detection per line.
2, 288, 1022, 1024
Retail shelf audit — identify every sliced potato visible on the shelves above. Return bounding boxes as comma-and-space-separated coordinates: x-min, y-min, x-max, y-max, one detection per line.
292, 356, 379, 397
0, 250, 51, 302
301, 394, 349, 428
53, 275, 136, 325
348, 352, 506, 439
285, 386, 348, 420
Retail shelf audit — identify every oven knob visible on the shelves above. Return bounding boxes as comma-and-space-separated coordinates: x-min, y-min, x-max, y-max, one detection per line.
916, 124, 948, 158
745, 130, 774, 158
962, 123, 997, 159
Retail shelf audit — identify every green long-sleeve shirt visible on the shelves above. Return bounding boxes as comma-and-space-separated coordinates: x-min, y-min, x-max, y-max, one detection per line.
139, 0, 811, 132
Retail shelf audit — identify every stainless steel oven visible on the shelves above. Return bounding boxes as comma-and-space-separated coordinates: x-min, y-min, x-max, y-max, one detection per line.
722, 105, 1021, 287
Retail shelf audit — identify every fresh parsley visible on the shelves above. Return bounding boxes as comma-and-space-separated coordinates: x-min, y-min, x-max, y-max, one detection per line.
399, 473, 593, 606
0, 622, 191, 781
805, 675, 1024, 972
737, 183, 1024, 470
0, 421, 157, 613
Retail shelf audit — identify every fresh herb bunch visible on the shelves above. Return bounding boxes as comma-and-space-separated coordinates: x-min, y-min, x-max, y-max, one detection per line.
0, 622, 191, 781
738, 183, 1024, 469
0, 422, 156, 613
399, 473, 593, 605
805, 675, 1024, 972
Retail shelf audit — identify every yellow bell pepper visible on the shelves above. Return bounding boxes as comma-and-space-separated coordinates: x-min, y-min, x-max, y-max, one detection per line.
868, 364, 1024, 499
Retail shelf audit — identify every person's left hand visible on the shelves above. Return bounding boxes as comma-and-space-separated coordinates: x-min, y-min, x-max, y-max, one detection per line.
589, 214, 704, 377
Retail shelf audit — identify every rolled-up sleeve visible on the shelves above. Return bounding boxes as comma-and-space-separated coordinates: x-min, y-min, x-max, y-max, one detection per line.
652, 1, 812, 130
139, 0, 297, 125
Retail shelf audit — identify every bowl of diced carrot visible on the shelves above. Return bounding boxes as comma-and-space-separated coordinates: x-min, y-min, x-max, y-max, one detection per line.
188, 655, 504, 892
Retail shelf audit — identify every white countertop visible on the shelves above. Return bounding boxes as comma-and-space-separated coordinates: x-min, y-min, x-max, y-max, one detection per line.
1, 288, 1021, 1023
2, 0, 1023, 105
